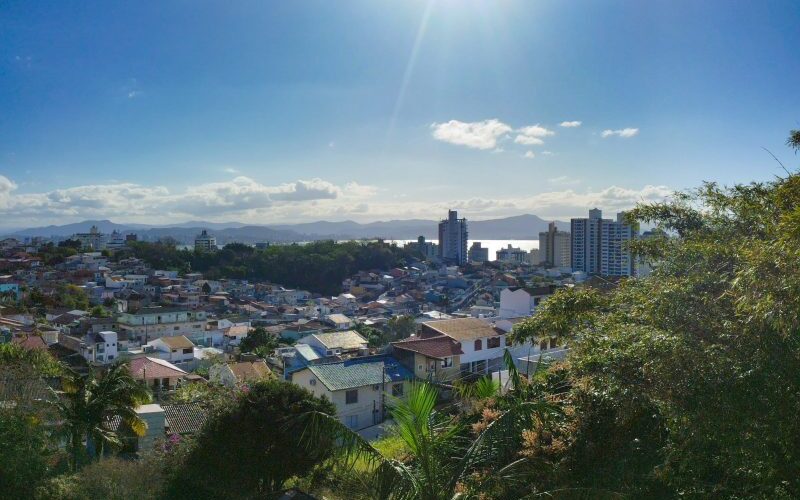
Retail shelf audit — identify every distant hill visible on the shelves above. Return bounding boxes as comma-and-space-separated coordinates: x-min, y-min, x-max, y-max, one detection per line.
5, 214, 568, 243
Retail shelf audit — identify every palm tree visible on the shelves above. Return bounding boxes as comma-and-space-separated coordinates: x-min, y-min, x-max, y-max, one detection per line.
300, 381, 557, 499
51, 363, 151, 470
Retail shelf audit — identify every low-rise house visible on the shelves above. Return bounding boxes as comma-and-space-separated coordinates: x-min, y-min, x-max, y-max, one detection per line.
296, 330, 368, 358
146, 335, 195, 367
420, 318, 507, 376
498, 285, 557, 319
129, 356, 187, 393
291, 356, 413, 431
117, 307, 207, 346
209, 360, 271, 388
391, 335, 463, 382
325, 313, 354, 330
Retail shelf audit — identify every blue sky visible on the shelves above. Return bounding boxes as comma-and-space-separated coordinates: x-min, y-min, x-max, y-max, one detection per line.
1, 0, 799, 229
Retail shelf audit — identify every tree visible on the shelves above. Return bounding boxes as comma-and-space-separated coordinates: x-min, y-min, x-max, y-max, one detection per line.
302, 382, 557, 499
354, 322, 388, 347
512, 130, 800, 498
0, 411, 53, 498
239, 326, 279, 353
52, 364, 151, 470
167, 379, 337, 498
387, 315, 417, 340
89, 305, 109, 318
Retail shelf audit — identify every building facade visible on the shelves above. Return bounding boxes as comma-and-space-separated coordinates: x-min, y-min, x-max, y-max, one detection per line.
194, 230, 217, 252
468, 242, 489, 263
438, 210, 468, 266
571, 209, 637, 277
496, 244, 527, 263
538, 222, 571, 268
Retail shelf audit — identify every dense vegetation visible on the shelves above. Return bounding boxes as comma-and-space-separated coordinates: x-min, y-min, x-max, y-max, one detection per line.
123, 240, 412, 295
510, 131, 800, 497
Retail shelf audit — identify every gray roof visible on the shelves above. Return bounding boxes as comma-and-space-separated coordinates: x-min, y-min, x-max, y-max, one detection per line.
308, 357, 412, 391
310, 330, 367, 350
295, 343, 321, 361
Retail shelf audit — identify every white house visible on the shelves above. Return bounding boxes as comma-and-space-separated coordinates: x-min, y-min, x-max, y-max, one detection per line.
146, 335, 196, 366
291, 356, 413, 431
498, 286, 557, 319
419, 318, 508, 376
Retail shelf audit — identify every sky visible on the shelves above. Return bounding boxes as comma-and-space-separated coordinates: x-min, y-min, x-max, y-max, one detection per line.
1, 0, 799, 230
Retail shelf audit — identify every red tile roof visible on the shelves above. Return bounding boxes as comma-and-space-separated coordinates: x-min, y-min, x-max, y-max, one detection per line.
391, 335, 463, 360
129, 357, 187, 380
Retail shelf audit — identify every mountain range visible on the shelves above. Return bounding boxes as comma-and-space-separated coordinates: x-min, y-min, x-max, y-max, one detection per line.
4, 214, 567, 244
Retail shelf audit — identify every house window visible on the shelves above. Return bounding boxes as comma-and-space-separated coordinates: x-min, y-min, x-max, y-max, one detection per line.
487, 337, 500, 349
441, 357, 453, 368
346, 415, 359, 429
345, 390, 358, 404
392, 383, 404, 397
474, 339, 483, 351
183, 348, 192, 354
174, 326, 180, 331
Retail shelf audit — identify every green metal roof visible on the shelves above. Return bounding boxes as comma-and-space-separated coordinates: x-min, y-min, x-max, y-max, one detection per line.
308, 357, 412, 391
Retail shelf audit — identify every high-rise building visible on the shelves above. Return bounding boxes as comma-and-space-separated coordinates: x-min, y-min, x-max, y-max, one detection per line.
571, 209, 637, 277
438, 210, 468, 265
538, 221, 571, 268
468, 242, 489, 263
194, 230, 217, 252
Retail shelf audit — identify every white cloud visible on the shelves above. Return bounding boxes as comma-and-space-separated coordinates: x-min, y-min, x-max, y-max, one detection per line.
524, 151, 535, 159
601, 128, 639, 138
548, 175, 580, 186
559, 121, 582, 128
431, 119, 512, 150
270, 178, 340, 202
514, 124, 554, 146
127, 90, 143, 99
541, 151, 555, 156
514, 135, 544, 146
223, 167, 240, 174
0, 174, 380, 227
0, 172, 670, 229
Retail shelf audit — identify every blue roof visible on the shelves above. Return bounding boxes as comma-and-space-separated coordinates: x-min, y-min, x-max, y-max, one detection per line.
308, 356, 413, 391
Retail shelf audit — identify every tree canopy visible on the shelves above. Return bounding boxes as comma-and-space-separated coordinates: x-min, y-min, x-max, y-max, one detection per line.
123, 240, 411, 295
167, 379, 337, 498
512, 134, 800, 497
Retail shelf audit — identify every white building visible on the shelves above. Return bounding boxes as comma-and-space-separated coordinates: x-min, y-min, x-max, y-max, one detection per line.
498, 286, 556, 319
194, 230, 217, 252
571, 209, 638, 277
291, 357, 412, 431
145, 335, 196, 367
117, 306, 207, 345
496, 244, 528, 263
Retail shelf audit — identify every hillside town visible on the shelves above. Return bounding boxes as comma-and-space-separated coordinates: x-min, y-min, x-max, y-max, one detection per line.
0, 207, 645, 441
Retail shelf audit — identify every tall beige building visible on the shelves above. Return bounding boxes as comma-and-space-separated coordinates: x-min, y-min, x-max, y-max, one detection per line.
538, 222, 571, 268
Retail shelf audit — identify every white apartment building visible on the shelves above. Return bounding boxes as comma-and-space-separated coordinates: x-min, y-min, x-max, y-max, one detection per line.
571, 209, 638, 277
194, 230, 217, 252
117, 306, 207, 345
